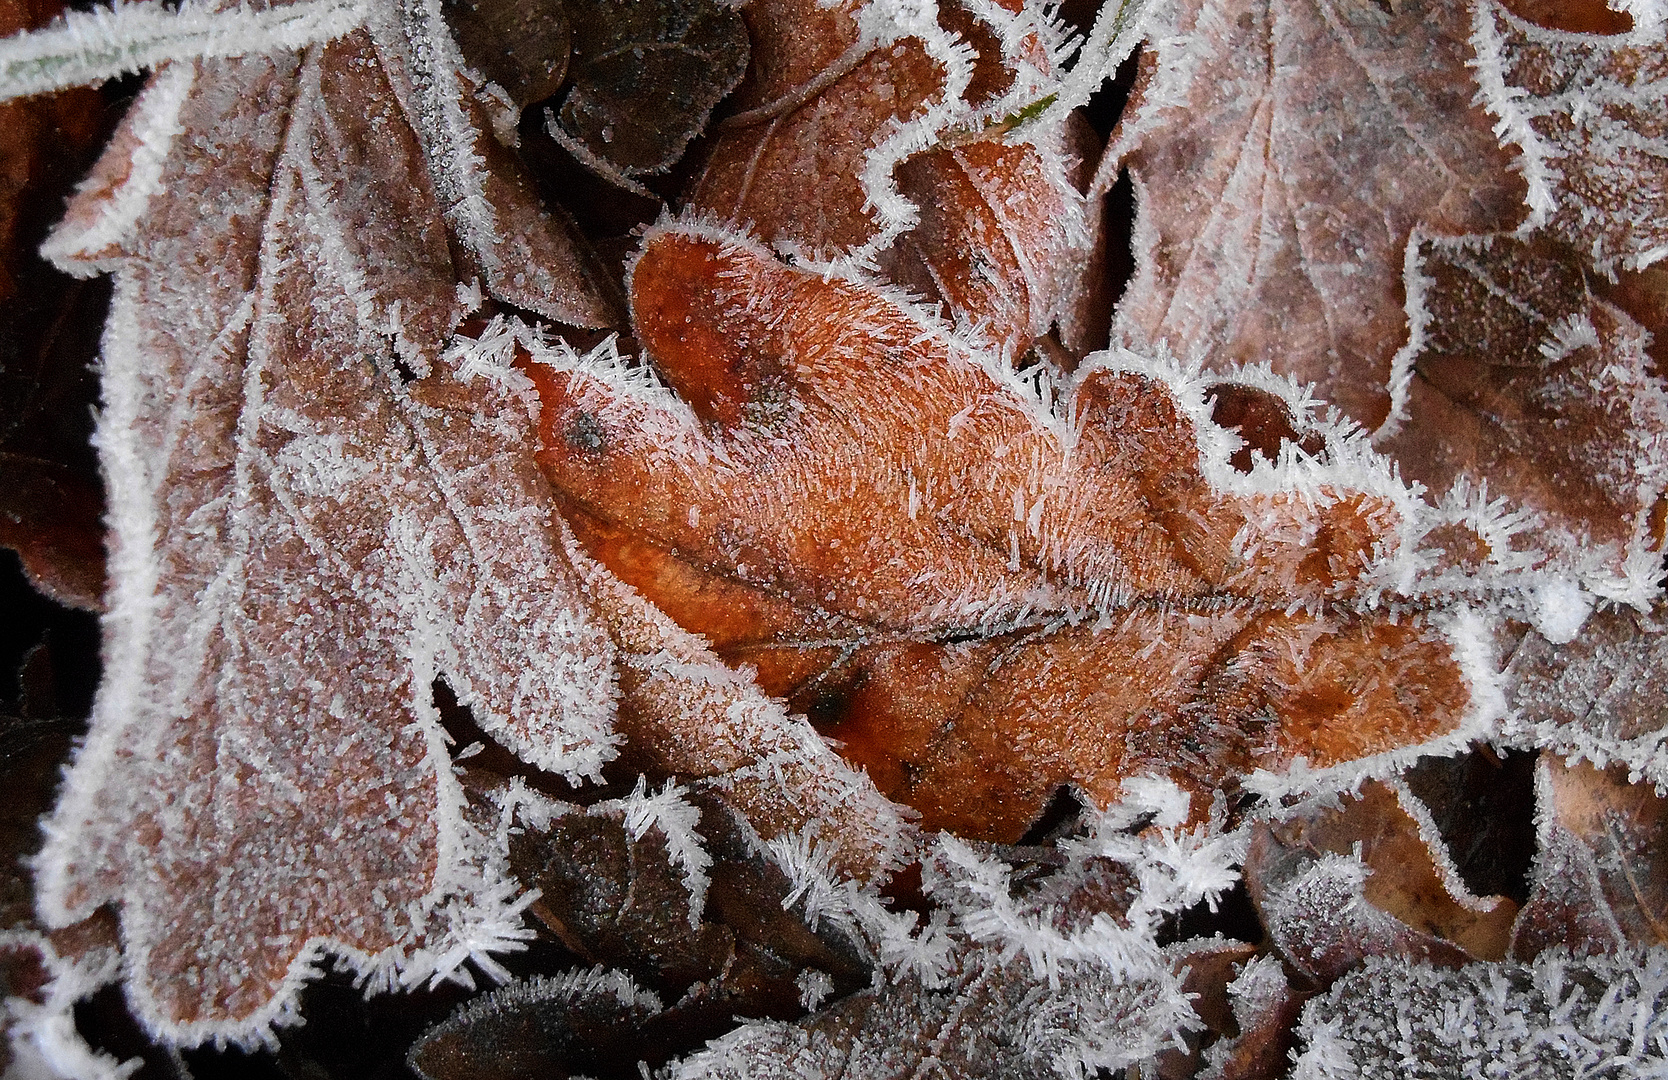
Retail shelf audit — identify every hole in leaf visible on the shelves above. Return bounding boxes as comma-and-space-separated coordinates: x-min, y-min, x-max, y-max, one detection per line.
1206, 383, 1326, 473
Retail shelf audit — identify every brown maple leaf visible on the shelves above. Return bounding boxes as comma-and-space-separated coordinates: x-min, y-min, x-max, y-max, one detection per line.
1111, 0, 1527, 429
528, 221, 1490, 842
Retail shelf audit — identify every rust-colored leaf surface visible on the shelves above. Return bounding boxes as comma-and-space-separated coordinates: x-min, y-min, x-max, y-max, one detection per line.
1113, 0, 1527, 428
529, 223, 1479, 842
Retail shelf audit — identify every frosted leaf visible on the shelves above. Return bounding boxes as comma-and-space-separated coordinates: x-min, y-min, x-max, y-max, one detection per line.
374, 0, 623, 328
0, 0, 367, 102
683, 0, 1103, 354
663, 940, 1196, 1080
1511, 755, 1668, 958
1503, 604, 1668, 786
30, 40, 618, 1043
1245, 780, 1519, 984
1196, 953, 1303, 1080
1473, 0, 1668, 272
547, 0, 749, 184
1112, 0, 1527, 428
1379, 229, 1668, 596
407, 966, 664, 1080
1291, 949, 1668, 1079
530, 221, 1503, 841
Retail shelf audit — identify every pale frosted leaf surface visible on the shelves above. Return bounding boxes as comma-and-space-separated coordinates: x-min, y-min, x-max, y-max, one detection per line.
1379, 230, 1668, 590
1113, 0, 1527, 427
1503, 604, 1668, 783
663, 942, 1194, 1080
1291, 949, 1668, 1079
530, 221, 1499, 841
31, 37, 617, 1043
1511, 755, 1668, 958
1475, 0, 1668, 272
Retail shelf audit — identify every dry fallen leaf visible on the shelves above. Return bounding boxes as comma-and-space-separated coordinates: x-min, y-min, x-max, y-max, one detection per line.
1510, 755, 1668, 959
1111, 0, 1527, 429
529, 222, 1491, 841
1244, 779, 1519, 986
1378, 230, 1668, 579
6, 0, 1668, 1069
31, 33, 626, 1041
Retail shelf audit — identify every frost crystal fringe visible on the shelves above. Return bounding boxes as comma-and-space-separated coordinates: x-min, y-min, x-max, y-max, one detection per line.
0, 0, 369, 101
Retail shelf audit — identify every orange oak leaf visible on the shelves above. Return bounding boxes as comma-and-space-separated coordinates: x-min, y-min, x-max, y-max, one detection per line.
685, 0, 1102, 360
30, 29, 626, 1043
1111, 0, 1527, 429
527, 222, 1496, 843
1378, 230, 1668, 590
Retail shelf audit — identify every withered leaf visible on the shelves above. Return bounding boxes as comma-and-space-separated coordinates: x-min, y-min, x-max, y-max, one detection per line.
1112, 0, 1527, 428
1291, 950, 1668, 1078
1503, 603, 1668, 784
30, 38, 621, 1043
1378, 230, 1668, 584
1510, 756, 1668, 958
688, 0, 1102, 360
1475, 0, 1668, 273
1245, 780, 1518, 986
662, 941, 1191, 1080
549, 0, 749, 185
500, 781, 868, 997
409, 967, 665, 1080
1195, 954, 1303, 1080
442, 0, 571, 110
530, 223, 1485, 841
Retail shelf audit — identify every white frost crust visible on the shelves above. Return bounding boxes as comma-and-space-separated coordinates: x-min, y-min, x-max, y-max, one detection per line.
1, 931, 136, 1080
0, 0, 367, 101
1472, 0, 1668, 272
1291, 949, 1668, 1079
929, 781, 1245, 984
39, 62, 194, 272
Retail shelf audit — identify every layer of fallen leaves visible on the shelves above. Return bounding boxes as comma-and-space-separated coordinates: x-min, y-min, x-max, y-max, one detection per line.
3, 0, 1668, 1075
